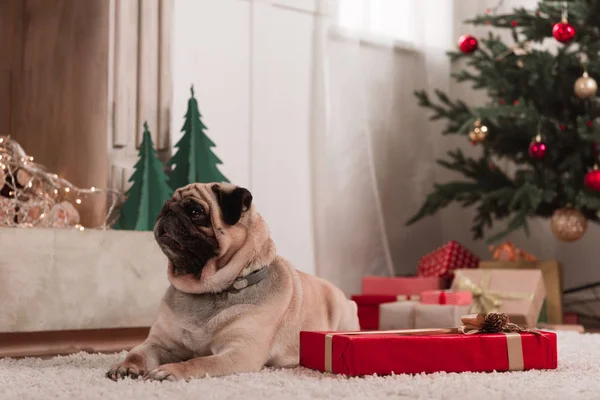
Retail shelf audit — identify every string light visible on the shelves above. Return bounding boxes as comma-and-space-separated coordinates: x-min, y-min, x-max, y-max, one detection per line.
0, 136, 122, 229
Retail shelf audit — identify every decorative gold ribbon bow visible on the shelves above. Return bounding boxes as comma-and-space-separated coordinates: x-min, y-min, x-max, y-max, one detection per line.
453, 270, 534, 314
459, 312, 541, 335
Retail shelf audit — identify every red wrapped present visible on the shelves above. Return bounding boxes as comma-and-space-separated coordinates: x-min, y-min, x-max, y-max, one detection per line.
361, 276, 442, 296
420, 290, 472, 305
418, 240, 479, 278
300, 313, 557, 376
352, 294, 419, 330
563, 312, 579, 324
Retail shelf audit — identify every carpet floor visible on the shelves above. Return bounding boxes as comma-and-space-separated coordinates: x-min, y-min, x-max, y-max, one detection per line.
0, 331, 598, 400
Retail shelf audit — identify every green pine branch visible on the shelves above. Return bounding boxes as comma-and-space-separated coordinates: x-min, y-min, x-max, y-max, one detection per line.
407, 0, 600, 242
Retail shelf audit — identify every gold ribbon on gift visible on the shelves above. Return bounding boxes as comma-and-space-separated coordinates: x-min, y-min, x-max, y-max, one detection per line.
323, 312, 539, 374
453, 270, 534, 314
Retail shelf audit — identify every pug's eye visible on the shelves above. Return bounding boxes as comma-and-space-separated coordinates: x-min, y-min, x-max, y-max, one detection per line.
184, 202, 207, 224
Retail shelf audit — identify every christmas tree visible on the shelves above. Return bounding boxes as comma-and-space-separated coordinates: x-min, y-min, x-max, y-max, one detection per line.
115, 123, 174, 231
168, 86, 229, 190
407, 0, 600, 243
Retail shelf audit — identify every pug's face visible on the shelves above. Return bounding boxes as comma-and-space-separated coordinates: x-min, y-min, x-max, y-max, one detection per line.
154, 183, 252, 277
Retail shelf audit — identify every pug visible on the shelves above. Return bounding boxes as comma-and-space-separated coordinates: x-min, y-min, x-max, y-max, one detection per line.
106, 182, 359, 381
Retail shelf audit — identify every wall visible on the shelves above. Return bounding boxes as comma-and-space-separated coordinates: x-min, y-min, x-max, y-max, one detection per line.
171, 0, 317, 274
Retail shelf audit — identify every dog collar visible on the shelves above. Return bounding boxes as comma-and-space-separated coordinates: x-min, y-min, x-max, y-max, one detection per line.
225, 266, 269, 292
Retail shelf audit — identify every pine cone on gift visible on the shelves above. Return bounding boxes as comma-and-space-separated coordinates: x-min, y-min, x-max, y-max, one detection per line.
483, 313, 541, 335
481, 313, 510, 333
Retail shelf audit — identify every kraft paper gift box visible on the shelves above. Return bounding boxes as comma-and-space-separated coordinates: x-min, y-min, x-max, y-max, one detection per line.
379, 302, 416, 330
451, 269, 546, 327
299, 316, 558, 376
414, 304, 472, 329
479, 260, 563, 324
361, 276, 442, 296
352, 294, 419, 330
379, 302, 472, 330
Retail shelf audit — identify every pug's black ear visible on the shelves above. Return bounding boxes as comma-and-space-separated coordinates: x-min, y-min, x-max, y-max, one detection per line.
212, 186, 253, 225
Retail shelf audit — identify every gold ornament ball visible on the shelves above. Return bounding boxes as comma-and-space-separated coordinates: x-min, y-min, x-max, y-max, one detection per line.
574, 72, 598, 99
551, 208, 587, 242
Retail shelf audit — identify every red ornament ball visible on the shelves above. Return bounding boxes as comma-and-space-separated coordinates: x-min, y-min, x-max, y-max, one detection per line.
585, 168, 600, 191
552, 22, 576, 43
458, 35, 478, 53
529, 140, 547, 159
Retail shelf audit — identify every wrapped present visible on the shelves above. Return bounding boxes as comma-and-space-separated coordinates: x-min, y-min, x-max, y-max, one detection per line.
420, 290, 472, 305
564, 312, 579, 324
300, 313, 557, 376
414, 303, 472, 329
451, 269, 546, 327
352, 294, 419, 330
379, 302, 471, 330
488, 242, 536, 262
480, 261, 563, 324
361, 276, 442, 296
379, 302, 415, 330
418, 241, 479, 279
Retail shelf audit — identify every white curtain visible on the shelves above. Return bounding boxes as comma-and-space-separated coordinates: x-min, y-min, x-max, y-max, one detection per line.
311, 0, 455, 295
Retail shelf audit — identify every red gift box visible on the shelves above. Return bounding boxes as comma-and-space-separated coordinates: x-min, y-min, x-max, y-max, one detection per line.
563, 312, 579, 324
361, 276, 442, 296
351, 294, 418, 330
300, 328, 557, 376
418, 240, 479, 278
420, 290, 472, 305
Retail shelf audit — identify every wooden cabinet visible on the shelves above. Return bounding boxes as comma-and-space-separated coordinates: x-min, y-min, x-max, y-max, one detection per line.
0, 0, 172, 227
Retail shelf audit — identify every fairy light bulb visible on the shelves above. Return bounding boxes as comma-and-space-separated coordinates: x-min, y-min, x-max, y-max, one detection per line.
65, 187, 70, 193
75, 199, 82, 204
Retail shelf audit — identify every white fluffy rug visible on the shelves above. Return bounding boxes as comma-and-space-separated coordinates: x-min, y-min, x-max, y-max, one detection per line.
0, 331, 598, 400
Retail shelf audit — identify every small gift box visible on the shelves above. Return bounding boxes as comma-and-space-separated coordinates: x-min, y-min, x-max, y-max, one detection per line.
300, 313, 557, 376
451, 269, 546, 327
563, 312, 579, 324
414, 303, 472, 329
379, 302, 471, 330
420, 290, 472, 305
418, 241, 479, 279
480, 260, 563, 324
352, 294, 419, 330
361, 276, 442, 296
488, 242, 536, 262
379, 302, 416, 330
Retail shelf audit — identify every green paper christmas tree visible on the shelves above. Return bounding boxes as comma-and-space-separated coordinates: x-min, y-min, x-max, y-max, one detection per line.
168, 86, 229, 190
114, 122, 174, 231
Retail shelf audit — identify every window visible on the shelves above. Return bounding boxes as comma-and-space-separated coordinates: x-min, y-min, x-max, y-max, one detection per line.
336, 0, 417, 43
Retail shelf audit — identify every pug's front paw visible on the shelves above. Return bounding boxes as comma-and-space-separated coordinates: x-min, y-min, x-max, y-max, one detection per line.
106, 359, 146, 381
144, 363, 186, 382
